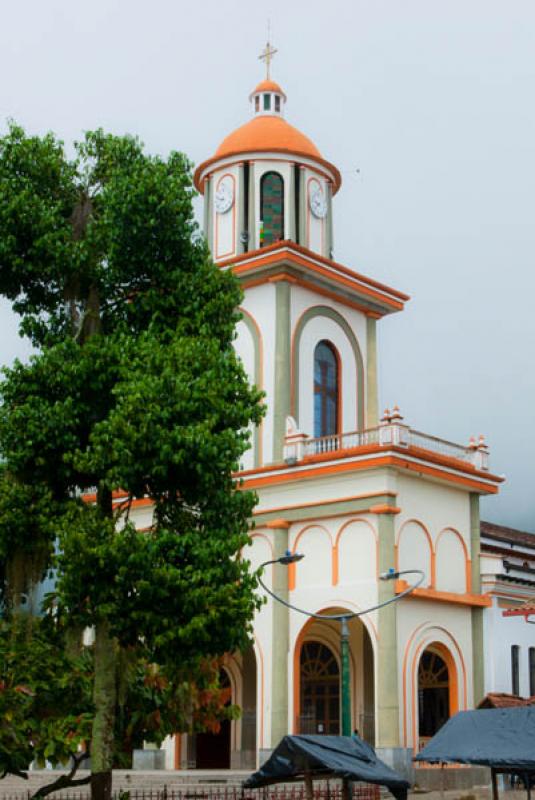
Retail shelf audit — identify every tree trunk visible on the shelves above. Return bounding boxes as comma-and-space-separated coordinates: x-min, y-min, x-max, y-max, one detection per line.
90, 619, 117, 800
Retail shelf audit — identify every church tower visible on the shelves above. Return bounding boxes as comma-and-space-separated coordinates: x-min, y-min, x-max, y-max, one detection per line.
182, 47, 502, 774
194, 53, 407, 471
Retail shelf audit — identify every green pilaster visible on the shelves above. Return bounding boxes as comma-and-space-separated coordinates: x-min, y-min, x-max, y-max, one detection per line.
366, 316, 379, 428
204, 176, 212, 254
326, 181, 333, 258
470, 493, 485, 704
273, 280, 292, 462
270, 522, 290, 746
340, 617, 352, 736
470, 493, 481, 594
248, 162, 256, 250
237, 164, 245, 254
288, 163, 296, 242
376, 512, 400, 747
298, 166, 306, 246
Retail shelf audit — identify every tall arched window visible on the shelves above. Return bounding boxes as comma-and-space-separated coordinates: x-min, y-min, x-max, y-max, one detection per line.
300, 641, 340, 735
314, 341, 339, 438
418, 649, 450, 742
260, 171, 284, 246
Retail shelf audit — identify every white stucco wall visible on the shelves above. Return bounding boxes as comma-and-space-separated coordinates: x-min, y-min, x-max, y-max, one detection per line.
239, 282, 276, 464
235, 315, 257, 471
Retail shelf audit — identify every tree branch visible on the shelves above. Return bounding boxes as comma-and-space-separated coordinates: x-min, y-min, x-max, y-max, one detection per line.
30, 751, 90, 800
3, 768, 28, 781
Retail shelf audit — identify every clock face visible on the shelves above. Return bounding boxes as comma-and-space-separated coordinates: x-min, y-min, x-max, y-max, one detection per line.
309, 187, 328, 219
215, 181, 234, 214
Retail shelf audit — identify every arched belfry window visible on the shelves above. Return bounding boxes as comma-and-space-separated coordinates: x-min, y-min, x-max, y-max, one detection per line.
314, 341, 339, 438
260, 171, 284, 246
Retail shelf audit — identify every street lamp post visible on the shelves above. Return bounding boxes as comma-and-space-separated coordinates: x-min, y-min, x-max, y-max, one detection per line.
259, 554, 424, 737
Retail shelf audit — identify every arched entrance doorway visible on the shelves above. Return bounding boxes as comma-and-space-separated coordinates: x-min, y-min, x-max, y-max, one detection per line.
294, 609, 375, 743
418, 646, 451, 747
196, 670, 231, 769
300, 641, 340, 734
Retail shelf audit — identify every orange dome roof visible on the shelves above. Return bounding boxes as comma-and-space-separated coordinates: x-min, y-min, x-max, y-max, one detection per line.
194, 79, 342, 194
215, 115, 321, 160
249, 79, 287, 100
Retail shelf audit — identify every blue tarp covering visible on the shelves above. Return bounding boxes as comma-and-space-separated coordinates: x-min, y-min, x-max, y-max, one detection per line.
244, 735, 409, 799
415, 707, 535, 770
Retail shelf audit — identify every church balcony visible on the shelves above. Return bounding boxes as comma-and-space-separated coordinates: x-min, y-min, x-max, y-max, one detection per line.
290, 425, 488, 471
280, 409, 499, 482
238, 410, 504, 498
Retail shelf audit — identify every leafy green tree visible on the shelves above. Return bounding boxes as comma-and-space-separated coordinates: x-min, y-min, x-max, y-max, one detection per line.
0, 123, 263, 800
0, 614, 237, 798
0, 615, 92, 785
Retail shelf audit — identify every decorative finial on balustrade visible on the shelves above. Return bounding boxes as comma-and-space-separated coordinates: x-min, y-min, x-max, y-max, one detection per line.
283, 415, 308, 465
390, 405, 403, 421
381, 408, 391, 424
467, 434, 490, 471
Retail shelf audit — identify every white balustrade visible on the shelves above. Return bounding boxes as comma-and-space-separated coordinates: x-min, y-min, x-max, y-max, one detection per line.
283, 414, 490, 471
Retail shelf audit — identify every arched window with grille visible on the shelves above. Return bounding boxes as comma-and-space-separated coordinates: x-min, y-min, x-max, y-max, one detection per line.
314, 341, 339, 438
418, 649, 450, 741
260, 171, 284, 245
300, 641, 340, 735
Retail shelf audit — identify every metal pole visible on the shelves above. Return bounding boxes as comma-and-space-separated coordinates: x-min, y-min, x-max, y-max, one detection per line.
491, 768, 499, 800
257, 559, 424, 742
340, 616, 351, 736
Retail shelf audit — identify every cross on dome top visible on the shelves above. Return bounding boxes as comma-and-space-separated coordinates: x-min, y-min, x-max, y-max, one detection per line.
258, 40, 277, 80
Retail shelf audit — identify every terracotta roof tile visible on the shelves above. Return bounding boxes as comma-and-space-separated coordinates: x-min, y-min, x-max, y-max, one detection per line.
481, 520, 535, 548
477, 693, 535, 709
502, 598, 535, 618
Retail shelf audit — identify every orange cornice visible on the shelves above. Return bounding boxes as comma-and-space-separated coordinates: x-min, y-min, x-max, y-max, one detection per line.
394, 579, 492, 608
253, 490, 396, 518
239, 452, 501, 495
265, 518, 290, 529
267, 272, 299, 284
218, 240, 409, 307
243, 271, 378, 316
233, 253, 404, 311
82, 493, 155, 511
194, 145, 341, 194
297, 441, 503, 484
369, 503, 402, 515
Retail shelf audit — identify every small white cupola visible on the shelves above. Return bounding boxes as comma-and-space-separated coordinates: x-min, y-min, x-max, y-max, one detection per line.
249, 80, 287, 117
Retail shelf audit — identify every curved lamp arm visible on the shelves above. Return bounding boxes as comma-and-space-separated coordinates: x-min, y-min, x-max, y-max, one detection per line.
258, 555, 425, 622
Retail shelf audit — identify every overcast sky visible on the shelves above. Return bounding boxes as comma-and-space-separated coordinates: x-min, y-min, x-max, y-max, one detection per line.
1, 0, 534, 530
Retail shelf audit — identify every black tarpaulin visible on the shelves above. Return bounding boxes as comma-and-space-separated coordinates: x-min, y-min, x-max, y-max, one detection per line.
415, 707, 535, 770
244, 735, 410, 799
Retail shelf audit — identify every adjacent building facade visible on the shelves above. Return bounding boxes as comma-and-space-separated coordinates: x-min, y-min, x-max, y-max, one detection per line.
480, 521, 535, 700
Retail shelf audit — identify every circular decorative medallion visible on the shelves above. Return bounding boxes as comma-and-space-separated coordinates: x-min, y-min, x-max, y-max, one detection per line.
215, 181, 234, 214
309, 187, 328, 219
